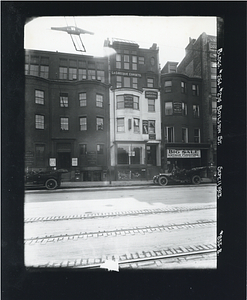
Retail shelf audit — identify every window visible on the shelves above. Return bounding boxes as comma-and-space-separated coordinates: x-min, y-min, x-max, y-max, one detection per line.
211, 80, 217, 94
79, 144, 87, 155
59, 67, 67, 79
211, 61, 217, 80
35, 144, 45, 167
97, 70, 105, 83
139, 56, 145, 64
164, 81, 172, 93
35, 115, 44, 129
96, 94, 103, 107
132, 78, 138, 89
25, 64, 29, 75
117, 95, 139, 109
124, 55, 130, 69
60, 93, 69, 107
117, 118, 124, 132
148, 99, 155, 112
40, 65, 49, 79
182, 103, 188, 115
79, 117, 87, 131
133, 96, 139, 110
147, 78, 154, 88
193, 105, 200, 118
96, 117, 104, 130
116, 95, 124, 109
88, 69, 96, 80
116, 54, 121, 69
134, 118, 140, 133
69, 68, 77, 80
181, 81, 187, 93
97, 144, 104, 154
124, 77, 131, 87
35, 90, 44, 105
60, 117, 69, 130
78, 69, 87, 80
132, 56, 137, 70
194, 129, 200, 143
78, 60, 86, 68
79, 93, 87, 107
148, 120, 155, 134
182, 127, 188, 143
192, 84, 199, 96
166, 127, 174, 143
165, 102, 173, 115
117, 144, 142, 165
30, 65, 39, 76
116, 76, 122, 88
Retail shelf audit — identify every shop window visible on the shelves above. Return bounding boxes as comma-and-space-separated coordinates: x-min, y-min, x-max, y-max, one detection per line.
35, 144, 45, 167
181, 81, 187, 93
40, 65, 49, 79
166, 127, 174, 142
96, 94, 103, 108
96, 117, 104, 131
132, 78, 138, 89
116, 76, 122, 88
165, 102, 173, 115
35, 115, 44, 129
60, 117, 69, 130
59, 67, 67, 79
79, 92, 87, 107
78, 69, 87, 80
132, 56, 137, 70
60, 93, 69, 107
117, 145, 142, 165
164, 81, 172, 93
193, 105, 200, 118
116, 54, 121, 69
182, 127, 188, 143
148, 120, 155, 134
134, 118, 140, 133
35, 90, 44, 105
148, 99, 155, 112
80, 144, 87, 155
124, 77, 131, 87
97, 144, 104, 154
69, 68, 77, 80
192, 84, 199, 96
138, 56, 145, 64
117, 118, 125, 132
147, 78, 154, 88
79, 117, 87, 131
194, 128, 200, 143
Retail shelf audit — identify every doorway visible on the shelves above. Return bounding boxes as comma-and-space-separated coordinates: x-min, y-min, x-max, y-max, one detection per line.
57, 152, 71, 170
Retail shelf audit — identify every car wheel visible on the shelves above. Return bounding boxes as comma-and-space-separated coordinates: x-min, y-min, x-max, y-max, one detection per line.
45, 178, 58, 190
153, 177, 158, 184
158, 176, 168, 186
191, 175, 201, 185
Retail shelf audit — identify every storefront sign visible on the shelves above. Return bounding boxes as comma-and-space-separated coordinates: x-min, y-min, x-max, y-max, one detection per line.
87, 151, 97, 166
72, 158, 78, 166
142, 120, 148, 134
49, 158, 56, 166
145, 91, 158, 99
112, 71, 141, 77
173, 102, 182, 115
167, 149, 201, 158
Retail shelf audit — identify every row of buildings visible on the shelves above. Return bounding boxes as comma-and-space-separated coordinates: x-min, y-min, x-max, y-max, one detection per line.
25, 32, 217, 181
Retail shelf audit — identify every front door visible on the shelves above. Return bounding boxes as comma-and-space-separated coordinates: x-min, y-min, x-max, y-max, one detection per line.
57, 152, 71, 170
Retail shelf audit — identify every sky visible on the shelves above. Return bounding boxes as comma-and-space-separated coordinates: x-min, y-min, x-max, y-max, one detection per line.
24, 16, 217, 68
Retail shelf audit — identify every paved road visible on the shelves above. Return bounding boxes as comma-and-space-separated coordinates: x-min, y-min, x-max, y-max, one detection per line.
24, 185, 217, 269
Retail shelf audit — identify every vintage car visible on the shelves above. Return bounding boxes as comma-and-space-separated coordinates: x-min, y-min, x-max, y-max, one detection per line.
153, 166, 216, 186
25, 169, 68, 190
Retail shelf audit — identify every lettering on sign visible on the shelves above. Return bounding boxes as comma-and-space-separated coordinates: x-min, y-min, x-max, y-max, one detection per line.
112, 70, 141, 77
145, 91, 158, 99
167, 149, 201, 158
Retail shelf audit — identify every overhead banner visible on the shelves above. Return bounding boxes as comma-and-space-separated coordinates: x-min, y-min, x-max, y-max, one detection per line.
167, 149, 201, 158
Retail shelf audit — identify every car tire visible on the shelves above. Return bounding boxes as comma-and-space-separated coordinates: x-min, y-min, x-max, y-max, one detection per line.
45, 178, 58, 190
191, 175, 201, 185
153, 177, 158, 184
158, 176, 168, 186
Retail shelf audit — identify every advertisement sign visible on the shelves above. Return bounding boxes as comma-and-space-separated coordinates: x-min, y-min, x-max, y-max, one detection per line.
149, 134, 156, 140
124, 95, 133, 108
72, 158, 78, 166
49, 158, 56, 166
145, 91, 158, 99
173, 102, 182, 115
167, 149, 201, 158
112, 71, 141, 77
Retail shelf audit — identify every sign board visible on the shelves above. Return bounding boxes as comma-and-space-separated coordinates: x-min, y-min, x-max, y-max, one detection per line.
167, 149, 201, 158
145, 91, 158, 99
149, 134, 156, 140
49, 158, 56, 166
72, 158, 78, 166
25, 151, 34, 166
112, 71, 141, 78
87, 151, 97, 166
173, 102, 182, 115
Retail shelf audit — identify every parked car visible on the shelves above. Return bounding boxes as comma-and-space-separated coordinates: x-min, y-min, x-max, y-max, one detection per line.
153, 166, 216, 186
25, 169, 68, 190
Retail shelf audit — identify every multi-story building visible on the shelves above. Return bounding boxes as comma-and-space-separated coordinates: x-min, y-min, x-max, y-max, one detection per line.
177, 33, 217, 165
25, 49, 110, 181
106, 39, 162, 180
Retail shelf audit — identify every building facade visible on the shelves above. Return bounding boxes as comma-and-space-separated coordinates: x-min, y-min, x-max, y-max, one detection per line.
25, 49, 110, 181
107, 39, 162, 180
177, 33, 217, 165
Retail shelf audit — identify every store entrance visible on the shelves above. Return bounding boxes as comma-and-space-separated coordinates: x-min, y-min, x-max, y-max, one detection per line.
147, 145, 156, 166
57, 152, 71, 170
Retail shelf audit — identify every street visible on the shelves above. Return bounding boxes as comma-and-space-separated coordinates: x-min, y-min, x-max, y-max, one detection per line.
25, 184, 217, 270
